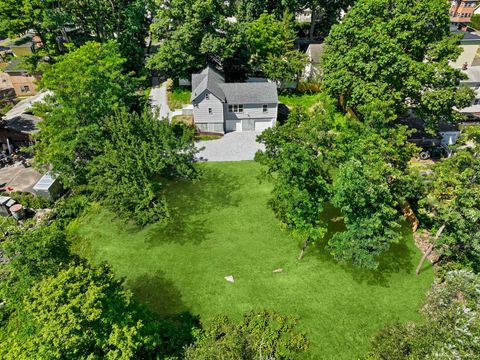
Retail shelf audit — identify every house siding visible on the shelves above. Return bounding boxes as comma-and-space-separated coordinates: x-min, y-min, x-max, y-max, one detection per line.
223, 103, 277, 123
192, 90, 225, 132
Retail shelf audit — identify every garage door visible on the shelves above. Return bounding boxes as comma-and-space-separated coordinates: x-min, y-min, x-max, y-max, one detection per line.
226, 120, 241, 132
254, 119, 272, 132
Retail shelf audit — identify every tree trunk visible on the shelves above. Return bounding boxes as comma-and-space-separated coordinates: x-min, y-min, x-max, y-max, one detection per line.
416, 224, 445, 275
309, 7, 317, 41
298, 239, 310, 260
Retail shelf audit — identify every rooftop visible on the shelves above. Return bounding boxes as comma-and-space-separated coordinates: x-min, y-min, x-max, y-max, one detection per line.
191, 65, 278, 104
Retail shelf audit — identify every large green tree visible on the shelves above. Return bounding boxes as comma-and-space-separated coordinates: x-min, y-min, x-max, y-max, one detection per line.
147, 0, 248, 80
0, 263, 163, 359
33, 41, 136, 188
322, 0, 474, 128
89, 109, 198, 225
256, 96, 414, 266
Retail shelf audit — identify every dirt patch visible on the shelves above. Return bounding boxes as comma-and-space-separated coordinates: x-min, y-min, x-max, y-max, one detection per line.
414, 230, 440, 264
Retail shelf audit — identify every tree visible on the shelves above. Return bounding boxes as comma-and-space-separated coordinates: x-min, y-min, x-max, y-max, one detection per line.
236, 0, 297, 21
322, 0, 474, 128
262, 50, 308, 85
0, 263, 163, 359
329, 159, 402, 269
472, 13, 480, 30
147, 0, 247, 80
299, 0, 355, 40
185, 310, 308, 359
0, 0, 153, 72
256, 96, 415, 265
33, 41, 137, 188
369, 270, 480, 359
255, 103, 336, 260
417, 134, 480, 272
245, 12, 296, 68
89, 109, 198, 225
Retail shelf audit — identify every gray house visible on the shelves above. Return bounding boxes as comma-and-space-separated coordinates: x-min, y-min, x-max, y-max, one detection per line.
191, 66, 278, 133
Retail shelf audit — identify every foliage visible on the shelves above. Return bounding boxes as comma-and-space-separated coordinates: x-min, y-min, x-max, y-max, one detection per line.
185, 310, 308, 359
9, 191, 53, 209
0, 263, 162, 359
322, 0, 474, 128
167, 85, 192, 110
330, 159, 402, 269
256, 96, 415, 267
278, 92, 325, 109
74, 161, 434, 359
0, 223, 74, 308
472, 14, 480, 30
148, 0, 249, 80
417, 143, 480, 272
236, 0, 297, 22
89, 109, 198, 225
33, 41, 137, 188
262, 50, 308, 85
0, 0, 153, 72
369, 270, 480, 359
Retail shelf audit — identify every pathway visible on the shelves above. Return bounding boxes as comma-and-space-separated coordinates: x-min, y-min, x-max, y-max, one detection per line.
149, 78, 171, 120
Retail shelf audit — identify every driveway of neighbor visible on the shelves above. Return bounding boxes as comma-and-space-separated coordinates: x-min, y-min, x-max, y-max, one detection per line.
149, 78, 171, 121
196, 132, 265, 162
0, 164, 43, 193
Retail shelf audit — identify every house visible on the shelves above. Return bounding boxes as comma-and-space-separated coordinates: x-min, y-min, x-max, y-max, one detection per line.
304, 43, 324, 79
191, 66, 278, 133
1, 60, 40, 97
450, 0, 478, 27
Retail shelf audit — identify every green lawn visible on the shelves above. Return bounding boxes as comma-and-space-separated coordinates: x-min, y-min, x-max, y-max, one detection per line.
168, 86, 191, 110
279, 92, 325, 110
71, 162, 434, 359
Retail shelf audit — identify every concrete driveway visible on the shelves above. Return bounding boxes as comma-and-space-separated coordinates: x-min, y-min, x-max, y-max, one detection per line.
0, 164, 42, 192
149, 78, 171, 121
196, 132, 265, 162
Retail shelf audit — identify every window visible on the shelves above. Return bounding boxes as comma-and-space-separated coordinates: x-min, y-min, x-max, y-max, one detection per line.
263, 105, 268, 113
208, 108, 212, 114
20, 85, 30, 93
205, 93, 210, 100
228, 104, 244, 113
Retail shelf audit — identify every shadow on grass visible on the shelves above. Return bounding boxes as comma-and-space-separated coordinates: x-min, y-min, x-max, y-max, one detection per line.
145, 167, 241, 246
128, 271, 200, 357
310, 205, 416, 287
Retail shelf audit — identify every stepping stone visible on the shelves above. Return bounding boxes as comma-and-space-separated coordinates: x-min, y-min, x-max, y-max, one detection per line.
273, 268, 283, 273
224, 275, 235, 283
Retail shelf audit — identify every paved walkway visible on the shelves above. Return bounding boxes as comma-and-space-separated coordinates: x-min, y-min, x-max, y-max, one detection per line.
149, 78, 171, 120
196, 132, 265, 162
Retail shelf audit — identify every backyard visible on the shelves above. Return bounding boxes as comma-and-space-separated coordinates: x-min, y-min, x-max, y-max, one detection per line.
70, 161, 434, 359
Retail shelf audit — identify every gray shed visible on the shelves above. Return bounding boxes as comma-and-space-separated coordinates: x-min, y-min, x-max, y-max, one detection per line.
33, 173, 62, 200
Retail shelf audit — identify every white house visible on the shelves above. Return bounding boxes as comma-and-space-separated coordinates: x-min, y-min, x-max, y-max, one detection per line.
191, 66, 278, 133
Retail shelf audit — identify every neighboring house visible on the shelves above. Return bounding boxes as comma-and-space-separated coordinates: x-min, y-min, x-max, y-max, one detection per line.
191, 66, 278, 133
448, 29, 480, 117
450, 0, 478, 26
304, 43, 324, 79
1, 60, 40, 97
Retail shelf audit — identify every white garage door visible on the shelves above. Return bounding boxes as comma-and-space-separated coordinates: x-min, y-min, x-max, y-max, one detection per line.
226, 120, 241, 132
254, 119, 273, 132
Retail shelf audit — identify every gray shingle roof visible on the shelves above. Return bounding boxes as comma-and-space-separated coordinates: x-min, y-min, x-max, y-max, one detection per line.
220, 82, 278, 104
191, 65, 226, 102
191, 65, 277, 104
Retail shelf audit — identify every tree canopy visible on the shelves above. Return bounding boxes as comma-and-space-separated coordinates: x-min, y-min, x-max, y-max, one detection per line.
256, 96, 414, 267
322, 0, 474, 128
33, 41, 136, 188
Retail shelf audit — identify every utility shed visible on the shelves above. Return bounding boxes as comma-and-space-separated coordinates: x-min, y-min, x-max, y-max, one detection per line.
33, 173, 62, 200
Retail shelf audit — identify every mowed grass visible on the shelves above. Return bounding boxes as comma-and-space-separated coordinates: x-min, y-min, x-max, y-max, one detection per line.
279, 92, 325, 110
72, 162, 434, 359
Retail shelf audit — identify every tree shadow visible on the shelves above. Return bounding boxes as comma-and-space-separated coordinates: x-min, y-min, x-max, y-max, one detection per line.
145, 167, 241, 246
127, 271, 200, 356
310, 205, 416, 287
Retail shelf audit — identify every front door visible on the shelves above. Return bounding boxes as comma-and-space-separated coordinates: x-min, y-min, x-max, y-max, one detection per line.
242, 119, 255, 131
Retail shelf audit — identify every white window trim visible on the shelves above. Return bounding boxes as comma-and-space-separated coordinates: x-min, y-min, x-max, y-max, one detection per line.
228, 104, 244, 113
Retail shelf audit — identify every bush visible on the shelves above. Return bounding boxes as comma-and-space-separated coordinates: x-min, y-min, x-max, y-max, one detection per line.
9, 192, 54, 209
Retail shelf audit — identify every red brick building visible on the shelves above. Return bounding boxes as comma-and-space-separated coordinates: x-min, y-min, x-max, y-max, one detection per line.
450, 1, 478, 26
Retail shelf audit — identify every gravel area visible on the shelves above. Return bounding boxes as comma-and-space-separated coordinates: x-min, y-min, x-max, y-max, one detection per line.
196, 132, 265, 162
